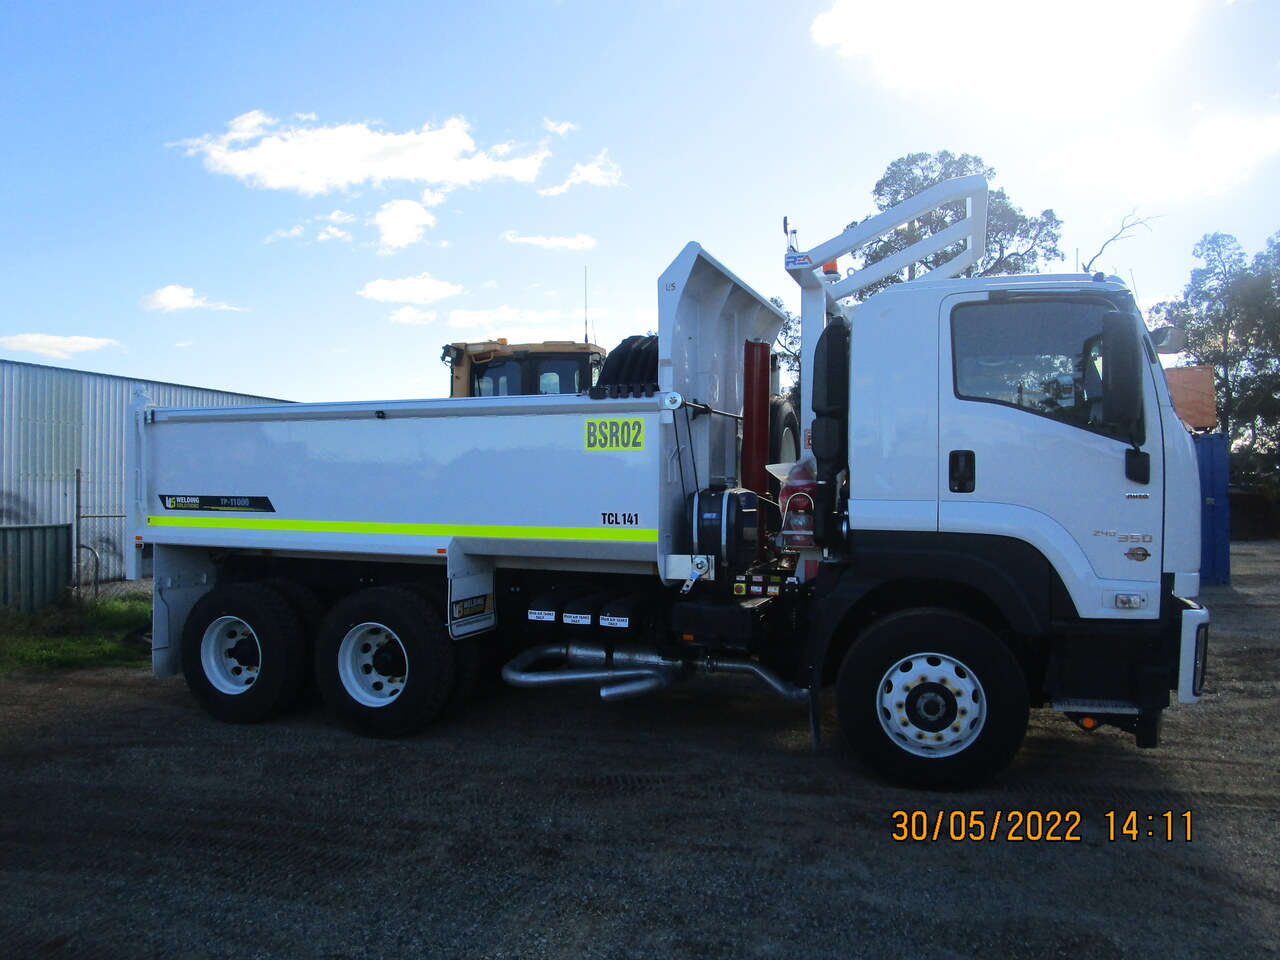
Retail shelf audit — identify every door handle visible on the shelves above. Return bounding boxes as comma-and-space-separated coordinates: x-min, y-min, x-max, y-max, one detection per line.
949, 450, 975, 493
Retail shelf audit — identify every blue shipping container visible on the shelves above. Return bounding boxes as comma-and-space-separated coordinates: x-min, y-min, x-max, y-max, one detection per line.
1194, 433, 1230, 585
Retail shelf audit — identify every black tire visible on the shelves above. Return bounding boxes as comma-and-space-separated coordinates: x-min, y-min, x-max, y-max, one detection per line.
392, 580, 480, 715
262, 578, 329, 705
767, 397, 801, 517
836, 609, 1029, 790
443, 636, 481, 715
598, 335, 658, 391
181, 582, 307, 723
314, 586, 456, 738
262, 578, 328, 645
769, 397, 801, 467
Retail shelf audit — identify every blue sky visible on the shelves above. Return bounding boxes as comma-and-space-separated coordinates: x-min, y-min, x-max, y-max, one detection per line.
3, 0, 1278, 401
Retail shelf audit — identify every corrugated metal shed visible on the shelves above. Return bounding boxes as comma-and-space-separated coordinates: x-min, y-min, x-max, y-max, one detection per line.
1, 358, 283, 584
0, 524, 71, 611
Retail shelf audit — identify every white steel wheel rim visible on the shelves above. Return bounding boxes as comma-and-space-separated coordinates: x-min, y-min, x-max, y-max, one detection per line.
200, 615, 262, 696
337, 622, 408, 708
876, 651, 986, 758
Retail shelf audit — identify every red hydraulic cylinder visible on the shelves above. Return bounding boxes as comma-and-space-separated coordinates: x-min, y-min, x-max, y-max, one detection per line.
742, 339, 770, 504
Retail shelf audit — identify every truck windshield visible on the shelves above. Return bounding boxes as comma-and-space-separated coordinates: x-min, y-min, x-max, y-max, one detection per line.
951, 297, 1115, 435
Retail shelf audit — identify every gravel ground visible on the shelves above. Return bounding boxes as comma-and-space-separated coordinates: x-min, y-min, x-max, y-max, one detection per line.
1, 542, 1276, 960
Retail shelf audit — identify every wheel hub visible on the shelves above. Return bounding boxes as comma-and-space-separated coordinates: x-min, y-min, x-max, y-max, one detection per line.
200, 616, 262, 696
905, 682, 958, 732
877, 652, 986, 757
337, 623, 409, 708
370, 641, 407, 678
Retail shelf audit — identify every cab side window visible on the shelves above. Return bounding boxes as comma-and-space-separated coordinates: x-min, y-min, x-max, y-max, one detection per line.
952, 298, 1113, 434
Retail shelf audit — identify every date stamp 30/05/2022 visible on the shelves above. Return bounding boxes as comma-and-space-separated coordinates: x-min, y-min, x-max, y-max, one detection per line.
890, 810, 1194, 843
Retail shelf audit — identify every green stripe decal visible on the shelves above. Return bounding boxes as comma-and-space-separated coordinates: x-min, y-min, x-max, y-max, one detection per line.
147, 515, 658, 543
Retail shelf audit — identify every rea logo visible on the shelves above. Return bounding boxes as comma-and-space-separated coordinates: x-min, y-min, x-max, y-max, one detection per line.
585, 418, 644, 452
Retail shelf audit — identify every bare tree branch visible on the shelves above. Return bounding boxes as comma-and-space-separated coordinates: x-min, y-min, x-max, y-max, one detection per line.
1082, 211, 1161, 273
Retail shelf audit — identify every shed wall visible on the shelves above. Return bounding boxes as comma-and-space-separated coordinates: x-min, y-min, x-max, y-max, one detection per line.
1, 359, 281, 583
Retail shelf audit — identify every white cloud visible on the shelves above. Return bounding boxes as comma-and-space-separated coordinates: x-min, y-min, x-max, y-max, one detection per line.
1167, 114, 1280, 192
0, 334, 120, 359
357, 273, 464, 305
180, 111, 550, 196
1046, 113, 1280, 202
811, 0, 1202, 111
538, 149, 623, 197
543, 118, 578, 137
222, 109, 274, 142
809, 0, 1280, 197
264, 224, 305, 243
388, 307, 438, 325
500, 230, 596, 251
374, 199, 437, 251
268, 211, 358, 243
141, 284, 244, 312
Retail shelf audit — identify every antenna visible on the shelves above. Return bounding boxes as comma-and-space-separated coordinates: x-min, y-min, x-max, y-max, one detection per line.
583, 266, 589, 344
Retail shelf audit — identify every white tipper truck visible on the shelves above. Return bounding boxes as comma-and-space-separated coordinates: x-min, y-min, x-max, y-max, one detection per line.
127, 176, 1209, 788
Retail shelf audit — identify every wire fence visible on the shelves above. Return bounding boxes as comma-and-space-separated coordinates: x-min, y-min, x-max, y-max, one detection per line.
71, 578, 151, 603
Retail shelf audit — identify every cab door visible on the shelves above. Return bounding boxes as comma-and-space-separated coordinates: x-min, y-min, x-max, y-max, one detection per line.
937, 292, 1163, 617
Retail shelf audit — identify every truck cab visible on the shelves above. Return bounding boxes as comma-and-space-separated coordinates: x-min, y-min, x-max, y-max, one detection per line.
441, 340, 605, 398
785, 177, 1208, 786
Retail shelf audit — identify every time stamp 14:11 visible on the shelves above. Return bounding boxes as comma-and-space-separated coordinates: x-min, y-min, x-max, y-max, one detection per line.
889, 810, 1195, 842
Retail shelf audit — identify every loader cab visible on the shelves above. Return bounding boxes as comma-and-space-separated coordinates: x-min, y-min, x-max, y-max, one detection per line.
442, 340, 606, 397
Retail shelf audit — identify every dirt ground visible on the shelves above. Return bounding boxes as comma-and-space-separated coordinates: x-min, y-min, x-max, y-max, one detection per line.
0, 543, 1276, 960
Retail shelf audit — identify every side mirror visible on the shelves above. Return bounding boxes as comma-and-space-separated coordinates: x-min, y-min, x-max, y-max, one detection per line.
811, 319, 850, 417
1149, 326, 1188, 355
809, 319, 851, 548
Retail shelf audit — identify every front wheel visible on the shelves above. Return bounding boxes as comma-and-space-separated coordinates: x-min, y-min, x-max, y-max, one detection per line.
315, 586, 456, 738
836, 609, 1029, 790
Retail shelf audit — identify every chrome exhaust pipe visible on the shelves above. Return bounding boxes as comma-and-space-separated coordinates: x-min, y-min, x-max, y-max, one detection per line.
501, 643, 808, 704
701, 656, 809, 702
501, 643, 679, 701
599, 674, 670, 702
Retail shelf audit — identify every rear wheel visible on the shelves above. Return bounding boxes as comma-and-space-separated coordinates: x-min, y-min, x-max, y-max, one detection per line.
315, 586, 456, 738
393, 580, 480, 715
443, 635, 481, 714
181, 583, 307, 723
836, 608, 1028, 789
262, 578, 327, 645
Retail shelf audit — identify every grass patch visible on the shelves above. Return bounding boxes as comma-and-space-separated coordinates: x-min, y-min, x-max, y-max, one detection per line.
0, 595, 152, 673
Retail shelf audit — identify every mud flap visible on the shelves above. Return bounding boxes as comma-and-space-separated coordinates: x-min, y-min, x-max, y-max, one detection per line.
445, 544, 496, 640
